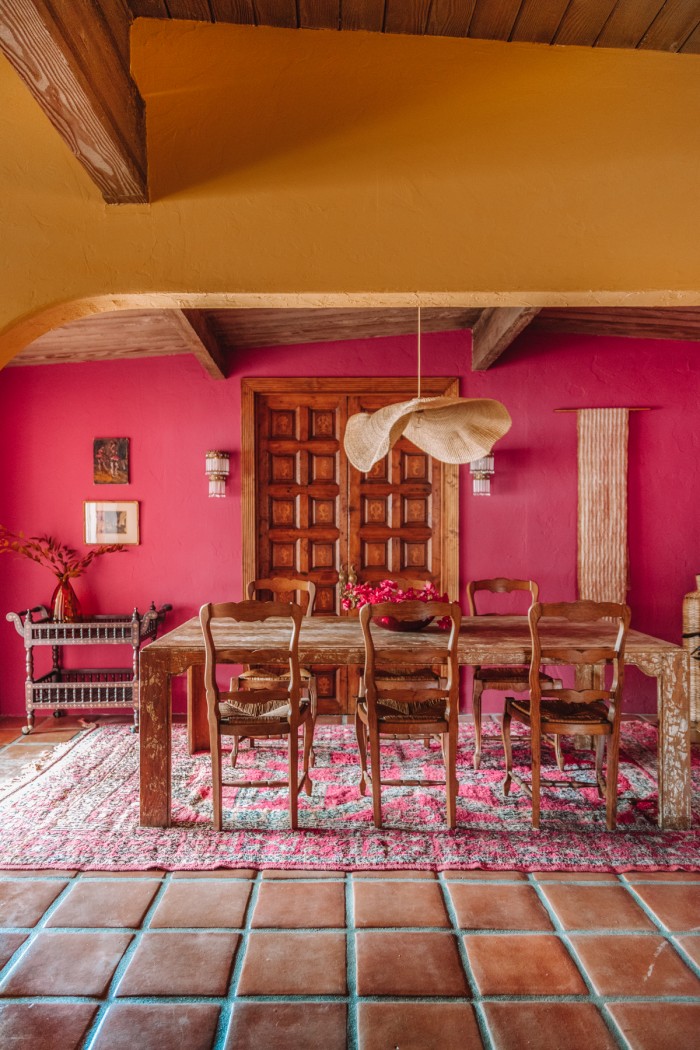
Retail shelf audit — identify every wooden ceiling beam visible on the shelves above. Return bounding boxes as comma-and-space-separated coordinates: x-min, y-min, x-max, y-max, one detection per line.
171, 310, 229, 380
0, 0, 147, 204
471, 307, 541, 370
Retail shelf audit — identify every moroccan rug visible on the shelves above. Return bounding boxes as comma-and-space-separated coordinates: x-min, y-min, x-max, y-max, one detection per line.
0, 722, 697, 872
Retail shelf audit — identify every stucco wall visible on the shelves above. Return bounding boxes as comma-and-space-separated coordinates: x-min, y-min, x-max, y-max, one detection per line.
1, 329, 697, 717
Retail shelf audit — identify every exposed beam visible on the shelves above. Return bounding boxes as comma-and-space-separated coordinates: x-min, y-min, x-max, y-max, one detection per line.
471, 307, 541, 370
171, 310, 229, 380
0, 0, 147, 203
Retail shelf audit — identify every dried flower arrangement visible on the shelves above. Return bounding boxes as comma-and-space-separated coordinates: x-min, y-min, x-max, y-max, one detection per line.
0, 527, 126, 621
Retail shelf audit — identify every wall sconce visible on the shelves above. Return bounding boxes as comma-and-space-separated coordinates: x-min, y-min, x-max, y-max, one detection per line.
205, 450, 230, 498
470, 455, 494, 496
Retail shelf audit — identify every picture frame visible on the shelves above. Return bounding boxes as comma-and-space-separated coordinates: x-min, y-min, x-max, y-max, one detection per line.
84, 501, 139, 545
93, 437, 129, 484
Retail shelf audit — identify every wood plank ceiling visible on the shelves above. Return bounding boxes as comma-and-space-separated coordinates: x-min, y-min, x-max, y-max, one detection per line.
0, 2, 698, 203
8, 306, 700, 377
127, 1, 700, 53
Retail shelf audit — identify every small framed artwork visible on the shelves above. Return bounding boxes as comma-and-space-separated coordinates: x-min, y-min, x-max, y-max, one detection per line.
93, 438, 129, 484
84, 501, 139, 545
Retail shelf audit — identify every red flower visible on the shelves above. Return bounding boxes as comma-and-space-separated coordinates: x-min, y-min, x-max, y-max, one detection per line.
341, 578, 452, 629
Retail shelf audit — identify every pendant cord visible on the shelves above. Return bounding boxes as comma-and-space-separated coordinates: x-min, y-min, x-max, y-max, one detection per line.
417, 303, 421, 400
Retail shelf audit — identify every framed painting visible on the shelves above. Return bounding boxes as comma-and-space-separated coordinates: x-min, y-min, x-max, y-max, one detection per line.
84, 501, 139, 545
93, 438, 129, 484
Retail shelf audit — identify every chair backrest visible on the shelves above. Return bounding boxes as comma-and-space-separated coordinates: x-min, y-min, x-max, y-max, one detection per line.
466, 578, 539, 616
359, 601, 462, 714
528, 600, 631, 717
246, 577, 316, 617
200, 600, 304, 718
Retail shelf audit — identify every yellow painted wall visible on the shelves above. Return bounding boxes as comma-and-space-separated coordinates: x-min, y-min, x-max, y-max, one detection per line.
1, 21, 699, 365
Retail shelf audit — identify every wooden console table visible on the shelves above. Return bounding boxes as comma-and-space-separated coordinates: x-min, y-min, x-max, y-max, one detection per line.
139, 614, 691, 830
7, 603, 171, 735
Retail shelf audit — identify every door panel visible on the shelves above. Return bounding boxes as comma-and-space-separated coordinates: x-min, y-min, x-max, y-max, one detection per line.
244, 378, 459, 716
347, 394, 443, 589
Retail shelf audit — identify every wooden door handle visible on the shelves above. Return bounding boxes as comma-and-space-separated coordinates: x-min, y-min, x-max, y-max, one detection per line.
338, 565, 347, 591
348, 564, 357, 586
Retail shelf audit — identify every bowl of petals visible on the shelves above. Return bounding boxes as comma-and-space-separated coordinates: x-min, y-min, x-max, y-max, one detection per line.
340, 578, 450, 631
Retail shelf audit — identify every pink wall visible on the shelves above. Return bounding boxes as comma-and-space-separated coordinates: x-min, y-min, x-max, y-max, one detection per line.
1, 329, 698, 718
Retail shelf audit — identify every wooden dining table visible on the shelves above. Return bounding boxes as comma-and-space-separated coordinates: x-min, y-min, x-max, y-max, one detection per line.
139, 614, 691, 830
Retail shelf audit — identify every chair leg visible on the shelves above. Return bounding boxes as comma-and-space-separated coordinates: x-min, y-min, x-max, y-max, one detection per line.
501, 704, 513, 796
605, 734, 619, 832
368, 724, 383, 828
472, 677, 484, 770
444, 723, 458, 830
308, 677, 318, 768
302, 717, 314, 796
553, 735, 565, 771
531, 723, 541, 830
595, 736, 606, 798
210, 726, 223, 831
230, 737, 240, 768
288, 727, 299, 830
355, 713, 369, 795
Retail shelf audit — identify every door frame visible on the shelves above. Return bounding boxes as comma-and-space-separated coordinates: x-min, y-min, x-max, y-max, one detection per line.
241, 376, 460, 601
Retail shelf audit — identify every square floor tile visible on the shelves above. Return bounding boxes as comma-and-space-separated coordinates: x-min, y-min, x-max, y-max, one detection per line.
263, 869, 342, 879
358, 1001, 481, 1050
237, 932, 347, 995
464, 934, 587, 996
569, 935, 700, 996
81, 870, 165, 879
171, 869, 255, 879
149, 878, 251, 927
0, 933, 26, 969
91, 1003, 220, 1050
532, 872, 620, 882
252, 880, 345, 928
353, 870, 437, 880
447, 883, 552, 930
624, 872, 700, 883
607, 1002, 700, 1050
116, 931, 239, 996
356, 931, 468, 996
0, 1002, 98, 1050
482, 1002, 617, 1050
628, 883, 700, 930
353, 880, 450, 927
538, 884, 655, 930
46, 879, 160, 928
0, 879, 69, 926
675, 935, 700, 967
442, 870, 527, 881
225, 1002, 347, 1050
0, 931, 132, 996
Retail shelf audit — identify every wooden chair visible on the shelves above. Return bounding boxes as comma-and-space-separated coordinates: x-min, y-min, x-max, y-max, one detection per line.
232, 577, 318, 765
356, 599, 462, 829
200, 599, 314, 830
467, 578, 562, 771
502, 600, 631, 830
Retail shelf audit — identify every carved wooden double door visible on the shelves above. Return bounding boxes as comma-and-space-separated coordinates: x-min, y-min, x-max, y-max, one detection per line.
242, 378, 459, 715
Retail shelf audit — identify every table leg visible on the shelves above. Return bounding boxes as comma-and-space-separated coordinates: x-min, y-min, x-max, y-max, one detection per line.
139, 650, 172, 827
187, 664, 210, 754
656, 652, 691, 830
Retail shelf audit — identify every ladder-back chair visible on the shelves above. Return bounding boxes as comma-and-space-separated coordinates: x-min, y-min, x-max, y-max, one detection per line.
200, 599, 314, 830
502, 600, 631, 830
232, 577, 318, 764
356, 599, 462, 829
467, 578, 561, 770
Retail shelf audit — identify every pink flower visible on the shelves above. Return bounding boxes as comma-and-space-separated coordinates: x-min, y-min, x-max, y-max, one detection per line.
340, 578, 452, 629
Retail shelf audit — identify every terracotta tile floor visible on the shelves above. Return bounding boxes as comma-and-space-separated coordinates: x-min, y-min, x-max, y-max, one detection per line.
0, 717, 699, 1049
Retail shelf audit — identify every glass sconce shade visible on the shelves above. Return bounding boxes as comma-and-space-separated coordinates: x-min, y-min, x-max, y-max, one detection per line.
205, 450, 230, 498
469, 454, 495, 496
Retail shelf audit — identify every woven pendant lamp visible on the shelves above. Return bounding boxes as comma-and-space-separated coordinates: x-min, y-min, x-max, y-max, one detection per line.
343, 307, 512, 471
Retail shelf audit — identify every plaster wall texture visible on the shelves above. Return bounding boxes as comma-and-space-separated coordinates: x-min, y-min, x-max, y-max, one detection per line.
0, 329, 697, 717
1, 23, 700, 364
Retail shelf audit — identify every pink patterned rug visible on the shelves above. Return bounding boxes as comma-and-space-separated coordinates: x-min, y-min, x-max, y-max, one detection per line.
0, 721, 697, 872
